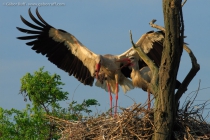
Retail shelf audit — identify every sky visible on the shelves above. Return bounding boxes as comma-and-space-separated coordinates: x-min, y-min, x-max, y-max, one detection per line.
1, 0, 210, 120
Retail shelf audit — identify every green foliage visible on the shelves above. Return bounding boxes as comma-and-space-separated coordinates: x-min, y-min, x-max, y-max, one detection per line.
20, 67, 68, 111
0, 67, 100, 139
68, 99, 100, 120
0, 105, 58, 140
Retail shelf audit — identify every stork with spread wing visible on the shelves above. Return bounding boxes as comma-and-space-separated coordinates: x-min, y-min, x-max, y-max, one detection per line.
120, 31, 181, 110
17, 8, 134, 115
17, 8, 181, 115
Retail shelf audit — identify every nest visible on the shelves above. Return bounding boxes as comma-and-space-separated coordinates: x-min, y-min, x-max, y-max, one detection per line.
47, 101, 210, 140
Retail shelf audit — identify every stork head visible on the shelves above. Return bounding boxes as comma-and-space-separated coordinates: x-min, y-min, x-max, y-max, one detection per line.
128, 56, 135, 62
95, 55, 102, 79
127, 56, 138, 68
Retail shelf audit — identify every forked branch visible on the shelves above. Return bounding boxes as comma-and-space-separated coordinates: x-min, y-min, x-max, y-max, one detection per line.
149, 19, 200, 104
175, 44, 200, 103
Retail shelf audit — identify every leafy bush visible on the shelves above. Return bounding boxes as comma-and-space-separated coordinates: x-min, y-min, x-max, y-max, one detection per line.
0, 67, 99, 139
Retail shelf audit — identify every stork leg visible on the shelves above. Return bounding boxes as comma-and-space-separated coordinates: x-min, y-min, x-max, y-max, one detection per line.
114, 74, 119, 116
147, 89, 151, 110
115, 82, 119, 116
106, 82, 112, 116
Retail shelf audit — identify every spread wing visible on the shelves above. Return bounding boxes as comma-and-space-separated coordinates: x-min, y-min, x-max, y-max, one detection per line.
136, 30, 164, 67
118, 31, 164, 78
17, 8, 98, 86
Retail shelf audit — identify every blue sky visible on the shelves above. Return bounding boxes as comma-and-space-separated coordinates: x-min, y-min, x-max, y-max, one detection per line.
1, 0, 210, 120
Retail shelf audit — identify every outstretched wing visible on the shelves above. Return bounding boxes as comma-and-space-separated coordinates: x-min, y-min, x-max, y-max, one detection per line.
136, 30, 164, 67
118, 31, 164, 78
17, 8, 98, 86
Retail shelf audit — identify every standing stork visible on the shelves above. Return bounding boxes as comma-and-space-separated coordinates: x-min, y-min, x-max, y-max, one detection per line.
16, 8, 134, 115
128, 57, 181, 110
120, 31, 181, 109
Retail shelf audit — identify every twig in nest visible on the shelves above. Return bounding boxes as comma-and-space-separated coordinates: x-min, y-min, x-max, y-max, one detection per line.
124, 94, 136, 103
45, 99, 210, 140
189, 80, 201, 107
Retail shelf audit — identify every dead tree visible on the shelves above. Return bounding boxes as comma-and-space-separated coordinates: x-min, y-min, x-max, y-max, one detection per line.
130, 0, 200, 139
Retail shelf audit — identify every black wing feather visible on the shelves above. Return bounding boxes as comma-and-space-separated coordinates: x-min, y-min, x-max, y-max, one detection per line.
16, 27, 42, 34
146, 42, 163, 67
120, 31, 181, 89
28, 8, 46, 27
17, 8, 94, 86
35, 8, 51, 26
120, 63, 132, 78
20, 16, 43, 30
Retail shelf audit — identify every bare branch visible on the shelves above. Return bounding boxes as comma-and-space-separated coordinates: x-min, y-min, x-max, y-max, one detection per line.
149, 20, 200, 104
175, 44, 200, 103
189, 80, 201, 107
182, 0, 188, 7
149, 19, 165, 32
129, 30, 158, 95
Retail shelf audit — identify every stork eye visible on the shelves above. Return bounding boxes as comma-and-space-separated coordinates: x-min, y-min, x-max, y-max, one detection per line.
129, 57, 135, 60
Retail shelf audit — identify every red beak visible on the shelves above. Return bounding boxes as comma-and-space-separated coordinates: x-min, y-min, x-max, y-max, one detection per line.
116, 58, 131, 63
95, 63, 101, 79
116, 58, 133, 66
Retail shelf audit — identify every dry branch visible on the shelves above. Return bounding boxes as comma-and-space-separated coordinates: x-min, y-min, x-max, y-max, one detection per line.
46, 100, 210, 140
175, 44, 200, 103
182, 0, 188, 7
149, 19, 200, 104
149, 19, 165, 32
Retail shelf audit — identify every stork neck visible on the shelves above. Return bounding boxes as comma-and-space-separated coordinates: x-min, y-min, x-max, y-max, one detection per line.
101, 55, 116, 70
132, 62, 139, 70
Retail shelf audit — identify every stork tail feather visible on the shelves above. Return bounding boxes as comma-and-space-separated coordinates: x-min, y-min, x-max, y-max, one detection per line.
95, 80, 115, 93
120, 78, 134, 93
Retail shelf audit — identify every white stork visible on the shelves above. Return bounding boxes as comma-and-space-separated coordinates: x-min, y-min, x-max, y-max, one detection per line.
120, 31, 181, 109
16, 8, 134, 115
17, 8, 181, 114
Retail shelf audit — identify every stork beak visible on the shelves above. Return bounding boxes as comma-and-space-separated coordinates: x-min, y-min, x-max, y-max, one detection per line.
116, 58, 131, 63
95, 63, 101, 79
116, 58, 134, 66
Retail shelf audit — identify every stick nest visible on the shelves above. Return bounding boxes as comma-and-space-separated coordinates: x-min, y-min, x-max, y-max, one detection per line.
46, 102, 210, 140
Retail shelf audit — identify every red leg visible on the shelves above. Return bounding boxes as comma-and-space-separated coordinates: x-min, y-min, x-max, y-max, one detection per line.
114, 82, 119, 116
107, 82, 112, 115
147, 89, 151, 110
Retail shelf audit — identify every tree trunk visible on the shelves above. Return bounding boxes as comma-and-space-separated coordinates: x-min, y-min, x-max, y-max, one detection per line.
154, 0, 183, 139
